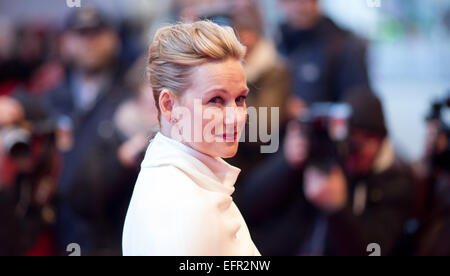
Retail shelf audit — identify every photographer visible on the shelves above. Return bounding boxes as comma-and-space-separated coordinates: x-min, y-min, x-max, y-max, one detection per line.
2, 7, 134, 255
238, 89, 414, 256
276, 0, 370, 110
0, 96, 22, 255
41, 7, 134, 255
0, 92, 59, 256
415, 95, 450, 256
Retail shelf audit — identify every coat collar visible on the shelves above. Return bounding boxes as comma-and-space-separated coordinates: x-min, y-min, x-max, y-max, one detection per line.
372, 138, 395, 174
141, 132, 241, 195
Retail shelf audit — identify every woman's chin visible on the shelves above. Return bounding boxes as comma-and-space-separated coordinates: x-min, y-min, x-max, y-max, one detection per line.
217, 142, 239, 159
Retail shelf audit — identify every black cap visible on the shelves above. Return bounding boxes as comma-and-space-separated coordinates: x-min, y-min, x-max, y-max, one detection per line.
344, 86, 388, 137
65, 6, 111, 32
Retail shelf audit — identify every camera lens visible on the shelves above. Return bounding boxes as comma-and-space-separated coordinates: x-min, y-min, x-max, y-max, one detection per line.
0, 127, 31, 159
8, 141, 31, 159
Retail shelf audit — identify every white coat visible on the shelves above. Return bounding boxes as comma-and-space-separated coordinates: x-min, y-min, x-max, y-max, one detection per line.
122, 132, 260, 256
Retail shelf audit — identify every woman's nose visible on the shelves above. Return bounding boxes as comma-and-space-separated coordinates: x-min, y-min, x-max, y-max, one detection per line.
224, 106, 246, 127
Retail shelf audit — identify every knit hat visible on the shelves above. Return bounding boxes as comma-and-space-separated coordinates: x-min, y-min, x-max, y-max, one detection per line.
344, 86, 388, 137
65, 6, 111, 32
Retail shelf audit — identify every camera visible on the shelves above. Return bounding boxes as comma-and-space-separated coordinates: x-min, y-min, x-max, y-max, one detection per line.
0, 126, 32, 159
0, 118, 58, 160
298, 102, 352, 172
426, 93, 450, 171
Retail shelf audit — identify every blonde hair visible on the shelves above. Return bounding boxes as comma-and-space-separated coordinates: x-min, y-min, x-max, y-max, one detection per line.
148, 20, 246, 120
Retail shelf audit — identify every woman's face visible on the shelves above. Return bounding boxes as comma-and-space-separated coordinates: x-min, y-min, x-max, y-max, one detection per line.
174, 58, 248, 158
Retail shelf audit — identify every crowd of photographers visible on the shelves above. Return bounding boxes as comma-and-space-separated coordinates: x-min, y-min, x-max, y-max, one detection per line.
0, 0, 449, 256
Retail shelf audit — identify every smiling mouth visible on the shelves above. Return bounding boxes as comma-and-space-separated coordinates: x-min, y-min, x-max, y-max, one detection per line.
216, 132, 238, 141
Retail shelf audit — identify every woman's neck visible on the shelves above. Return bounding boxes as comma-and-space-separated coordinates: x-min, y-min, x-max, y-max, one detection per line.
160, 119, 173, 138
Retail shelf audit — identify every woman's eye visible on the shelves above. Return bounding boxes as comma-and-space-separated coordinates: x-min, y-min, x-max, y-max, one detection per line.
236, 96, 247, 104
208, 96, 225, 105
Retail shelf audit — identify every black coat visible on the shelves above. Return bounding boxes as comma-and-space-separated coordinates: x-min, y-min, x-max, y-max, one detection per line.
277, 17, 370, 104
236, 149, 414, 256
416, 172, 450, 256
41, 72, 135, 255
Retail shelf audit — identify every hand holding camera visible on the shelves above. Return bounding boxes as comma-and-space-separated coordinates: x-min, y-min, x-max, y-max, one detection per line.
303, 165, 347, 213
283, 101, 352, 212
0, 96, 25, 127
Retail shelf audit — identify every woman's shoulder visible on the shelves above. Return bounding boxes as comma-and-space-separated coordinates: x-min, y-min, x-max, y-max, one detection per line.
123, 165, 233, 255
134, 165, 201, 196
130, 165, 229, 214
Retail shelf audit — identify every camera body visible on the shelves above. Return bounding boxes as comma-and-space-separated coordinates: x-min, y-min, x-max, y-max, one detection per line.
0, 118, 57, 160
426, 94, 450, 171
298, 102, 352, 172
0, 126, 32, 159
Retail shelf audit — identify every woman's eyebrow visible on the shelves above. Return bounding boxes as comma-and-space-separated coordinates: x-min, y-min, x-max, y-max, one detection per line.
203, 87, 249, 96
202, 88, 229, 97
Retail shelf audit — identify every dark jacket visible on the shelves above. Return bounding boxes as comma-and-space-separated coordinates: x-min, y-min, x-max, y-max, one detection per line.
41, 71, 135, 255
277, 17, 370, 104
236, 141, 414, 256
416, 172, 450, 256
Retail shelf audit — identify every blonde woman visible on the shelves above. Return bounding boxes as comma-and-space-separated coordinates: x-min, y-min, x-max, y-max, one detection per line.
122, 21, 261, 256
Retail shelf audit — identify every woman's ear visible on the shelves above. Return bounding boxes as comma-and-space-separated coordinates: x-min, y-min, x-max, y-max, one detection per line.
159, 89, 176, 122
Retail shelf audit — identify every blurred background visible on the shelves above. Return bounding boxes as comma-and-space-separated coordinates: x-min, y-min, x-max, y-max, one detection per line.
0, 0, 449, 256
